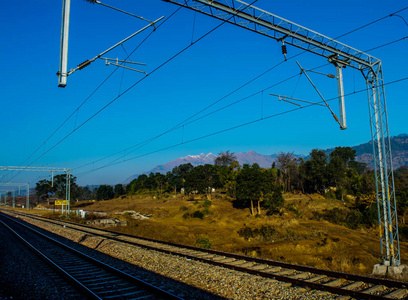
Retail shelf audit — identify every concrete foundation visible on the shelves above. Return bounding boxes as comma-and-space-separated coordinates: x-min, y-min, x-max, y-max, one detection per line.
372, 264, 408, 281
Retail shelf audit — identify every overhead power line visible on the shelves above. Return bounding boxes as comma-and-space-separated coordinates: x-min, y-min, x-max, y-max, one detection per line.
73, 33, 408, 174
14, 7, 183, 171
9, 3, 407, 182
335, 6, 408, 39
72, 6, 408, 173
76, 74, 408, 178
4, 1, 258, 184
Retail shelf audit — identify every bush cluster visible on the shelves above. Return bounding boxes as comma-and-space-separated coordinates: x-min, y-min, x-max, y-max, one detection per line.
195, 237, 211, 249
312, 206, 377, 229
238, 225, 277, 242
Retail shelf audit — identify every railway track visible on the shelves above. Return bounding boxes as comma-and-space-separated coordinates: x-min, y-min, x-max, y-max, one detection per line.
0, 212, 182, 300
2, 210, 408, 299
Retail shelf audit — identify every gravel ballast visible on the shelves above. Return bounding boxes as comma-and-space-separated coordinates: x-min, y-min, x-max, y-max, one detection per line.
2, 213, 337, 299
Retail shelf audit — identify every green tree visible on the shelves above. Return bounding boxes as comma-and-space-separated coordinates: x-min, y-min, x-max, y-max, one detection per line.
259, 168, 283, 213
170, 163, 194, 193
96, 185, 114, 200
217, 160, 240, 197
263, 184, 284, 213
236, 163, 263, 215
35, 174, 78, 203
299, 149, 328, 194
114, 184, 125, 198
185, 164, 217, 196
35, 179, 53, 202
327, 147, 358, 199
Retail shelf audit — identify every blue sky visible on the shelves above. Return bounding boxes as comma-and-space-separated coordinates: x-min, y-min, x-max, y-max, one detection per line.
1, 0, 407, 186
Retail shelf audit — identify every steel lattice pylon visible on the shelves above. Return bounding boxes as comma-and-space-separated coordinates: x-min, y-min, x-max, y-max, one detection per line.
365, 66, 400, 265
162, 0, 400, 265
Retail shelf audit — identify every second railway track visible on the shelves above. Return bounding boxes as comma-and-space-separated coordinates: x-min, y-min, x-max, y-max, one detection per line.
2, 209, 407, 299
0, 213, 183, 300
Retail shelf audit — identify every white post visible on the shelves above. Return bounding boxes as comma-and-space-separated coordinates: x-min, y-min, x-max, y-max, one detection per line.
58, 0, 71, 87
336, 65, 347, 130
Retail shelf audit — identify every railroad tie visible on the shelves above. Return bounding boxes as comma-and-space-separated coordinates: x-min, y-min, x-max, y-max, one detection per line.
383, 288, 408, 299
324, 278, 345, 287
342, 281, 364, 291
362, 284, 386, 294
305, 274, 327, 283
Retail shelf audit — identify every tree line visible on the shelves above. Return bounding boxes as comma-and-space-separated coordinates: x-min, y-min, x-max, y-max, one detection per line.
34, 147, 408, 222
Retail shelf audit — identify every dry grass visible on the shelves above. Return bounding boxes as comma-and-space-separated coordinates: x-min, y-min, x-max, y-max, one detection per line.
38, 193, 408, 275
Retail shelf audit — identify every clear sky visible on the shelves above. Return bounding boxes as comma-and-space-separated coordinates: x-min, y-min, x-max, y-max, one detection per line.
1, 0, 407, 186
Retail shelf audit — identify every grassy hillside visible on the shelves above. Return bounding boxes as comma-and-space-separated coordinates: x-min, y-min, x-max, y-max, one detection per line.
61, 192, 408, 277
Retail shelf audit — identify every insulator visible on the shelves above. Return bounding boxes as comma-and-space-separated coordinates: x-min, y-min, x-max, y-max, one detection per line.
281, 44, 287, 55
332, 113, 339, 123
327, 74, 336, 79
84, 0, 97, 3
77, 60, 91, 70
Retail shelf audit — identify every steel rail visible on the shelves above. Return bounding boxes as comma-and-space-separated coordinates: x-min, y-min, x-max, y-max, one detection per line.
0, 219, 102, 299
0, 212, 183, 300
5, 210, 407, 299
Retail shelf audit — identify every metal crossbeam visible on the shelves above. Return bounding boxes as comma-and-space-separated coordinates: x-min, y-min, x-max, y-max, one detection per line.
0, 166, 69, 172
162, 0, 379, 72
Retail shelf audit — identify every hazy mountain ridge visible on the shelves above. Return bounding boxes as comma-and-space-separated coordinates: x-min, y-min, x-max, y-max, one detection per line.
124, 151, 304, 183
352, 134, 408, 169
124, 134, 408, 184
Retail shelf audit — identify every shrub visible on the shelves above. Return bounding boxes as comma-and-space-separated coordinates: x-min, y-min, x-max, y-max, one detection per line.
238, 225, 276, 242
320, 208, 364, 229
203, 199, 212, 207
258, 225, 276, 241
195, 237, 211, 249
324, 189, 336, 199
285, 203, 300, 216
192, 210, 205, 219
237, 227, 254, 240
346, 210, 363, 229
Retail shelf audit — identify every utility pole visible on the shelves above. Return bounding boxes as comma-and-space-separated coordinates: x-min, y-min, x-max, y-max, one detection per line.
0, 167, 71, 215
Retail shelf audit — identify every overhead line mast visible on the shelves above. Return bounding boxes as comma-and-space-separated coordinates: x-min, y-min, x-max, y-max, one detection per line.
162, 0, 400, 268
0, 166, 72, 215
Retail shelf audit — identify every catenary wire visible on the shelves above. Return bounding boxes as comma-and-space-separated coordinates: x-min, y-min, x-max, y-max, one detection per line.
2, 1, 259, 184
334, 6, 408, 40
76, 75, 408, 177
17, 3, 405, 169
73, 33, 408, 174
16, 8, 182, 170
71, 7, 408, 173
1, 7, 183, 184
4, 2, 405, 183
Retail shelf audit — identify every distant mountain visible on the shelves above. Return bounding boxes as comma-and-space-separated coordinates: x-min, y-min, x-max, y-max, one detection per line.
150, 153, 217, 174
123, 151, 304, 183
352, 134, 408, 169
123, 134, 408, 184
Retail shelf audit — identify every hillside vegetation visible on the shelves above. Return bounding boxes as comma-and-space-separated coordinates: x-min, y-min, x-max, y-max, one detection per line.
66, 192, 408, 276
32, 147, 408, 276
